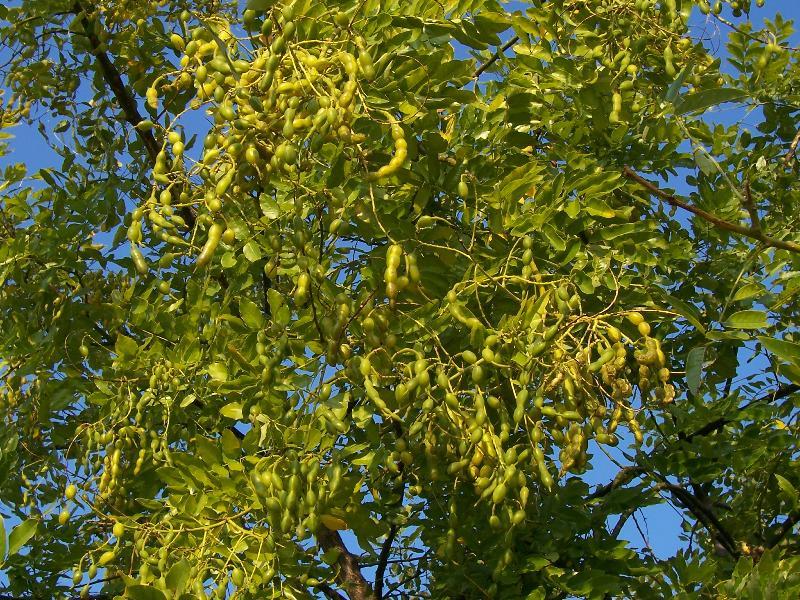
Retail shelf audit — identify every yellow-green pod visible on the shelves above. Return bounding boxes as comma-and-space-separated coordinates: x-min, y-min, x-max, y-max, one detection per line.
130, 244, 148, 275
196, 223, 223, 267
663, 45, 676, 77
127, 221, 142, 243
215, 168, 235, 197
358, 49, 375, 80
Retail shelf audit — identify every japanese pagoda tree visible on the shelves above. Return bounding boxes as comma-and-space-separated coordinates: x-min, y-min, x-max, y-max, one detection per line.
1, 0, 799, 598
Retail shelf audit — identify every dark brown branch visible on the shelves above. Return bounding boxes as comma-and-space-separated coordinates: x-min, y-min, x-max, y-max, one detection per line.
316, 527, 374, 600
318, 583, 348, 600
473, 36, 520, 78
374, 523, 400, 599
768, 510, 800, 549
665, 482, 739, 557
72, 1, 159, 163
623, 167, 800, 254
72, 1, 197, 232
587, 466, 646, 501
682, 384, 800, 442
784, 128, 800, 165
611, 507, 637, 539
742, 178, 761, 232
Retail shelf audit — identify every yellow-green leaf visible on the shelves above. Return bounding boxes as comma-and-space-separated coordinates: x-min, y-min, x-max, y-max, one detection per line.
724, 310, 768, 329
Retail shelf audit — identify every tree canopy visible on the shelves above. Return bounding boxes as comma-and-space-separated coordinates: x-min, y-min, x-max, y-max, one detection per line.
1, 0, 799, 598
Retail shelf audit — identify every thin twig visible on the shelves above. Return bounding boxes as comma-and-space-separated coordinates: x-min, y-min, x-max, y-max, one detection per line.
374, 523, 400, 599
611, 507, 637, 539
587, 466, 646, 501
768, 510, 800, 549
682, 384, 800, 442
623, 167, 800, 254
473, 36, 520, 79
784, 128, 800, 165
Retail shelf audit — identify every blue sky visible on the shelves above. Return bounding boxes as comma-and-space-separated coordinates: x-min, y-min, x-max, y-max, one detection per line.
1, 0, 799, 590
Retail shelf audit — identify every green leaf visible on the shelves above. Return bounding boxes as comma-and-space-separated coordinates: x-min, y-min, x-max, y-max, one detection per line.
115, 334, 139, 358
260, 196, 280, 218
220, 402, 243, 420
542, 223, 566, 251
724, 310, 768, 329
675, 88, 748, 115
208, 362, 228, 382
166, 558, 190, 593
584, 198, 616, 218
0, 517, 6, 561
758, 336, 800, 367
525, 556, 552, 571
664, 66, 692, 103
598, 223, 639, 241
659, 292, 706, 334
8, 519, 37, 557
693, 147, 717, 176
239, 297, 264, 330
125, 585, 168, 600
686, 346, 705, 396
242, 240, 262, 262
732, 282, 764, 302
38, 168, 58, 188
221, 428, 241, 454
774, 474, 798, 508
706, 330, 751, 341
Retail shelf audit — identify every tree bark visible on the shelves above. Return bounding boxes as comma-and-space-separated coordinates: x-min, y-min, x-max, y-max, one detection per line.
317, 527, 374, 600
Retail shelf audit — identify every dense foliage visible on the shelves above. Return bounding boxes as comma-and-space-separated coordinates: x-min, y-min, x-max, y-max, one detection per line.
1, 0, 799, 598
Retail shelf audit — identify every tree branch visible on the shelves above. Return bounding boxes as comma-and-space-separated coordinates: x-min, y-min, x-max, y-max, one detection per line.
768, 510, 800, 549
742, 178, 761, 232
316, 527, 374, 600
587, 466, 646, 501
71, 1, 196, 232
374, 523, 399, 599
473, 36, 519, 79
623, 167, 800, 254
318, 583, 348, 600
664, 482, 740, 557
72, 1, 159, 163
611, 507, 637, 539
784, 127, 800, 165
682, 384, 800, 442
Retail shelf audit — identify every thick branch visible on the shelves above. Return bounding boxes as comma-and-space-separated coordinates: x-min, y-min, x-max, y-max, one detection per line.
623, 167, 800, 254
473, 36, 519, 78
682, 384, 800, 442
665, 483, 739, 557
374, 523, 399, 599
72, 1, 160, 162
317, 527, 374, 600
